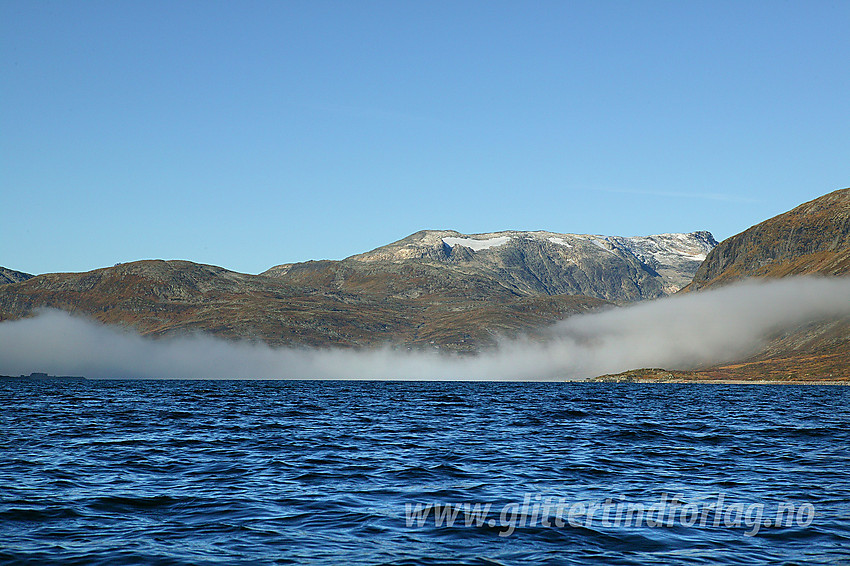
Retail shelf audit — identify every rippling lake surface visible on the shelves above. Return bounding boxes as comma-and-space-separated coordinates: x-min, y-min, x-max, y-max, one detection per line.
1, 380, 848, 565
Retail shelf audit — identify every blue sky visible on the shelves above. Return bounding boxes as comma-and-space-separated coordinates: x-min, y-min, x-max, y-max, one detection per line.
2, 1, 848, 275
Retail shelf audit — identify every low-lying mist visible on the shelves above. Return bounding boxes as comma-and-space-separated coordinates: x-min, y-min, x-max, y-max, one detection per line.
1, 277, 848, 380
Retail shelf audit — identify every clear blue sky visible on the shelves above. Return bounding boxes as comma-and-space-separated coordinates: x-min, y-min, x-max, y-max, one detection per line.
2, 1, 848, 275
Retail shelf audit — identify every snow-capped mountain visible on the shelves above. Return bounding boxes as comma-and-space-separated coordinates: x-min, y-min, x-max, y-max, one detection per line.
267, 229, 717, 302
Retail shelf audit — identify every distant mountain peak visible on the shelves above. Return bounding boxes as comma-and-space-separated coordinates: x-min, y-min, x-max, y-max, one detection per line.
351, 229, 715, 263
276, 228, 718, 300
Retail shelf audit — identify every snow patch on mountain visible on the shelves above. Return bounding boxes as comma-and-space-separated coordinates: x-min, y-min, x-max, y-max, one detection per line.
610, 232, 716, 267
590, 238, 612, 253
442, 236, 511, 251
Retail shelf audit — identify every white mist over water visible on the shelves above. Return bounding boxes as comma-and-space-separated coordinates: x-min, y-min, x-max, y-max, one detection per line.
1, 277, 849, 380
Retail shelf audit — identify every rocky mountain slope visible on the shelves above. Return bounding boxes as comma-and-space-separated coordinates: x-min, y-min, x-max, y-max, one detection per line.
685, 188, 850, 291
265, 230, 716, 303
0, 267, 33, 285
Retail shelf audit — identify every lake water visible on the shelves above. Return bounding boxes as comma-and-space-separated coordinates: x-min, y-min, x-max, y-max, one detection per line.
1, 380, 848, 565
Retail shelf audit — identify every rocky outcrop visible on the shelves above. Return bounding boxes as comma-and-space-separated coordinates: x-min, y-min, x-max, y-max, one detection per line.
0, 267, 33, 285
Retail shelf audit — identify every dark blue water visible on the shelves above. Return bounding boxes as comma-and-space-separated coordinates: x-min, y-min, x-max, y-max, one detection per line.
1, 380, 848, 565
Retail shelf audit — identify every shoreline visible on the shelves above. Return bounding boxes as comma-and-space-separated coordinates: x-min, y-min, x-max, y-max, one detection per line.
589, 366, 847, 384
589, 378, 848, 385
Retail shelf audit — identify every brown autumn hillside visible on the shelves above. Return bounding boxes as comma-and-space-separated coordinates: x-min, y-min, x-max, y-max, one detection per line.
684, 188, 850, 291
0, 259, 609, 352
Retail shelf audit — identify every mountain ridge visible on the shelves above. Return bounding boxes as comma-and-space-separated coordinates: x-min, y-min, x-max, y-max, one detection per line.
0, 267, 33, 285
0, 228, 713, 353
0, 258, 610, 352
265, 229, 716, 303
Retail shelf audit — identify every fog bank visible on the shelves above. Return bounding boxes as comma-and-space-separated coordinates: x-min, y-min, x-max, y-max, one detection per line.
1, 277, 848, 380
